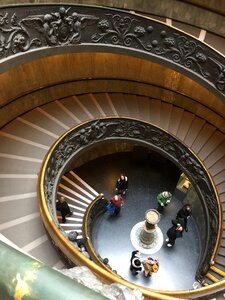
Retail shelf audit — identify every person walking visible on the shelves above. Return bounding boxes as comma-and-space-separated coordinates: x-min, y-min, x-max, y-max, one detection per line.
166, 222, 184, 247
176, 204, 192, 232
157, 191, 172, 212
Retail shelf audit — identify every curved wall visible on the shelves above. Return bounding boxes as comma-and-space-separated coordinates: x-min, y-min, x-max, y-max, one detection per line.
1, 53, 225, 132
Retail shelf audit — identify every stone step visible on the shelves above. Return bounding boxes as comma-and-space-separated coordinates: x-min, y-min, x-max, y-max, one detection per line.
191, 123, 216, 154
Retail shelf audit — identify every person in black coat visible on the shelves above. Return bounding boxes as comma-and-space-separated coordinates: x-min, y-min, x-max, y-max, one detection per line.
176, 204, 192, 232
130, 250, 142, 275
56, 196, 72, 223
166, 222, 184, 247
116, 174, 128, 195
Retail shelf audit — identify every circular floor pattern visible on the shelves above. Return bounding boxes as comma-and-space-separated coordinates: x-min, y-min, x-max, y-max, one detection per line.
130, 221, 164, 254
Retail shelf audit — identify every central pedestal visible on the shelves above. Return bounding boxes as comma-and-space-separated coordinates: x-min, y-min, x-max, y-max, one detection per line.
130, 222, 163, 254
130, 209, 163, 254
140, 209, 160, 245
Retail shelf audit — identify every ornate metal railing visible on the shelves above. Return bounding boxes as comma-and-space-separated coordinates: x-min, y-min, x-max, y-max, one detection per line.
39, 117, 222, 299
0, 4, 224, 101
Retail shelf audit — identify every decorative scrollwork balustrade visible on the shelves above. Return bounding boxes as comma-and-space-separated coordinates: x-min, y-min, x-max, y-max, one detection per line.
41, 117, 221, 282
0, 5, 224, 100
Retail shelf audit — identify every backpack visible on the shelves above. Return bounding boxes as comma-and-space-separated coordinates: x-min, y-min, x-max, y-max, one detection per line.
106, 203, 116, 215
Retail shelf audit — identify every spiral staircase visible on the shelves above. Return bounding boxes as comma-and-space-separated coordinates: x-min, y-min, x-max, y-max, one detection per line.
0, 1, 225, 299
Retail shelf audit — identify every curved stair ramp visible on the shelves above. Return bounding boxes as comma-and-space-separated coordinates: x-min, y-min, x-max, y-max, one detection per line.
0, 120, 66, 268
0, 4, 224, 297
38, 116, 223, 298
57, 170, 100, 236
0, 1, 225, 298
0, 93, 225, 295
205, 266, 225, 285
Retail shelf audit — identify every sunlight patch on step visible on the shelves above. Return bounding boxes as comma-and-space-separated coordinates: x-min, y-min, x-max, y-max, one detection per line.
17, 117, 59, 139
0, 212, 40, 231
36, 107, 70, 130
62, 176, 96, 199
55, 100, 81, 123
70, 171, 99, 196
60, 223, 82, 227
0, 192, 37, 203
68, 204, 86, 212
59, 184, 92, 204
22, 234, 48, 253
0, 153, 42, 163
0, 131, 49, 150
0, 174, 38, 179
57, 193, 88, 207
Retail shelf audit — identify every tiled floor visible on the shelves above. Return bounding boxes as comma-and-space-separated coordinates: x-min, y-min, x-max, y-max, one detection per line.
76, 152, 200, 291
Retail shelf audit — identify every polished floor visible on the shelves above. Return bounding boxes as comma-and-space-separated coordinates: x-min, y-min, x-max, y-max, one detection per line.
76, 152, 200, 291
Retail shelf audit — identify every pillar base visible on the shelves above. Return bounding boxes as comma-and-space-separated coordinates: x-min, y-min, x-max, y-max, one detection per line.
130, 221, 163, 254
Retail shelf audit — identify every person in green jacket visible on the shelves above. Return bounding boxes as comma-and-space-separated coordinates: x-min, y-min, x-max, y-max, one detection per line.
157, 191, 172, 212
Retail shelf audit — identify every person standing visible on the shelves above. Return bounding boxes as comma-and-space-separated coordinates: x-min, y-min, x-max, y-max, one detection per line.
157, 191, 172, 212
176, 204, 192, 232
116, 174, 128, 195
110, 194, 124, 215
166, 222, 184, 247
130, 250, 142, 275
142, 257, 159, 277
68, 230, 79, 243
56, 196, 72, 223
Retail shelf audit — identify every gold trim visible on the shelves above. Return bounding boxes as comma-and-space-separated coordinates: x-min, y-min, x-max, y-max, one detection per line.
206, 273, 219, 283
38, 116, 224, 299
210, 266, 225, 277
82, 194, 121, 276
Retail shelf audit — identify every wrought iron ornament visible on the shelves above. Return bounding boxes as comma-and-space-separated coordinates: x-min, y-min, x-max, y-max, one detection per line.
0, 5, 224, 97
43, 117, 219, 278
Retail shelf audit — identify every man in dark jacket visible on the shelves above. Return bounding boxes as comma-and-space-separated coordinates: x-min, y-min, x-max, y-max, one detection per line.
176, 204, 192, 232
116, 174, 128, 195
166, 222, 184, 247
56, 196, 72, 223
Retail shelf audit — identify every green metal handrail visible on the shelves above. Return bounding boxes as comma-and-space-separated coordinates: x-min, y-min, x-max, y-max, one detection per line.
0, 241, 107, 300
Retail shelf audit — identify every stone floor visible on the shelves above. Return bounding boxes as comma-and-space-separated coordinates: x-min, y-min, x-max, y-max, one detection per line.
76, 152, 200, 291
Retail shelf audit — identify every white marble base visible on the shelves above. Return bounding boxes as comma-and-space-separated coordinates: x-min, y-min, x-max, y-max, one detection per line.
130, 221, 164, 255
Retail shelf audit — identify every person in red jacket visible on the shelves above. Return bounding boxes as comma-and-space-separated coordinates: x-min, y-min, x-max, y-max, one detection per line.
110, 194, 124, 215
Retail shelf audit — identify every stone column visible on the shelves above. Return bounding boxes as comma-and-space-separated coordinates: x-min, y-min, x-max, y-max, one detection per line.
140, 209, 160, 245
